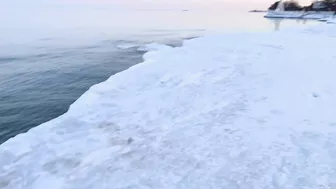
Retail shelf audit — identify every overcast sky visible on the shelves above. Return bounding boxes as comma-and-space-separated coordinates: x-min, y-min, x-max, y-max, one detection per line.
84, 0, 313, 6
74, 0, 314, 6
3, 0, 314, 9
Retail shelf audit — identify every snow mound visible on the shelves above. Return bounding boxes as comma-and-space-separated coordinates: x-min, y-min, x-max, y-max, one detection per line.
1, 24, 336, 189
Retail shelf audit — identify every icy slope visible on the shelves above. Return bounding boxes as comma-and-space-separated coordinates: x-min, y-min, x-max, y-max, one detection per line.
1, 24, 336, 189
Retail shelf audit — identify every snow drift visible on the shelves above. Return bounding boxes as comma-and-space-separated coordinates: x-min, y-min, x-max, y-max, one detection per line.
1, 23, 336, 189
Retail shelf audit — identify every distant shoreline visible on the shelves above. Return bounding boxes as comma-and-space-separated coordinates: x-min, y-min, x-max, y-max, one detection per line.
249, 10, 267, 13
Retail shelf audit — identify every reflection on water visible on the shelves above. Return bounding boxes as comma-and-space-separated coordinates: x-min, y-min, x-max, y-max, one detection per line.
274, 19, 282, 31
0, 9, 320, 47
296, 19, 308, 24
267, 17, 314, 31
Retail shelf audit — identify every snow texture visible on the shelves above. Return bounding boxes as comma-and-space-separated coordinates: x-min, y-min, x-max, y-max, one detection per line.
326, 18, 336, 24
1, 23, 336, 189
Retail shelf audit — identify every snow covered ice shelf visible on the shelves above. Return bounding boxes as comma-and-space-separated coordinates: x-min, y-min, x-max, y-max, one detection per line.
1, 24, 336, 189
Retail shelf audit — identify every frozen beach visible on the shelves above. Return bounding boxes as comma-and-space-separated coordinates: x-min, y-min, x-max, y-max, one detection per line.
1, 21, 336, 188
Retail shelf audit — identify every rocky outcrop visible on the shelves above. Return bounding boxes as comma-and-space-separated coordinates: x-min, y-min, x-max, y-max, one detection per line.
268, 1, 303, 11
269, 0, 336, 11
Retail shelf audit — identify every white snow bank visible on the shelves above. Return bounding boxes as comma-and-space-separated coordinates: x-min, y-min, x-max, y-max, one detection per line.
1, 23, 336, 189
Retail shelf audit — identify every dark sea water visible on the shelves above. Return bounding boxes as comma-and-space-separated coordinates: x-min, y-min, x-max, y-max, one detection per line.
0, 4, 319, 144
0, 44, 144, 143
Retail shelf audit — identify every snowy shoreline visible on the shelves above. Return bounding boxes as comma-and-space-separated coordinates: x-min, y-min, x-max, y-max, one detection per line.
1, 23, 336, 188
264, 10, 335, 19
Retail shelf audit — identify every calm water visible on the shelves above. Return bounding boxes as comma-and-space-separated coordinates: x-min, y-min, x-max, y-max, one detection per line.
0, 5, 318, 144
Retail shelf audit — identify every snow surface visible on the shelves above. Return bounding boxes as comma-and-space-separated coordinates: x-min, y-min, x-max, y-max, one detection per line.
326, 18, 336, 24
1, 23, 336, 189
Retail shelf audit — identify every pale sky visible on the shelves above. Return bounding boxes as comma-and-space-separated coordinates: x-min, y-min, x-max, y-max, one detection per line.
79, 0, 314, 8
3, 0, 314, 9
82, 0, 313, 5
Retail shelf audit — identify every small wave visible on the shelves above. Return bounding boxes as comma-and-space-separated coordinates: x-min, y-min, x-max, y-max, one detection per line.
0, 53, 58, 64
116, 43, 139, 50
137, 43, 173, 52
0, 57, 23, 63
